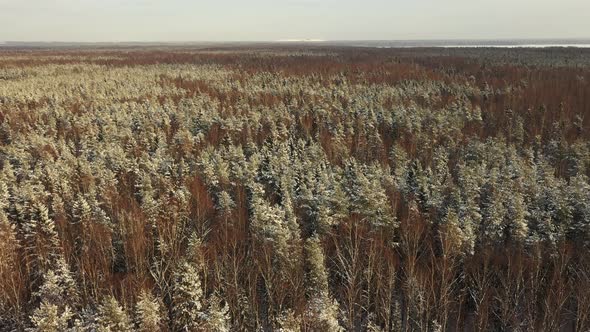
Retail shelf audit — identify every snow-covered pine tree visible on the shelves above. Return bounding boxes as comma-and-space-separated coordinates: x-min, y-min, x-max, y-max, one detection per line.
204, 293, 231, 332
96, 295, 133, 332
22, 203, 62, 279
303, 235, 342, 331
568, 175, 590, 245
343, 160, 396, 229
505, 191, 529, 243
134, 290, 162, 332
171, 260, 205, 331
28, 300, 73, 332
34, 256, 78, 307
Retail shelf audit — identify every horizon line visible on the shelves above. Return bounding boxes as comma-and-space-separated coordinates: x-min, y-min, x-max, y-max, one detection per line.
2, 37, 590, 44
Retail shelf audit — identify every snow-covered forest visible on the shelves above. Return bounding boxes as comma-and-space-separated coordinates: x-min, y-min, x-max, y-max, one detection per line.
0, 46, 589, 331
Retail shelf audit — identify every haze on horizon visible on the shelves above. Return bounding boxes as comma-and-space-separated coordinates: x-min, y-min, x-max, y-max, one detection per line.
0, 0, 589, 42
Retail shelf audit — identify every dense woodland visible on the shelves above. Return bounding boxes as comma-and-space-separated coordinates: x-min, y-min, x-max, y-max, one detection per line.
0, 46, 589, 331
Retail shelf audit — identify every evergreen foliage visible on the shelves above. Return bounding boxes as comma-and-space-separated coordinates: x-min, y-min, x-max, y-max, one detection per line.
0, 46, 589, 331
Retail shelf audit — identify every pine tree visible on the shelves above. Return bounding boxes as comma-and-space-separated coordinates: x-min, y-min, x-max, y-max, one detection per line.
204, 293, 231, 332
481, 170, 508, 243
304, 236, 342, 331
22, 203, 62, 278
390, 144, 410, 196
215, 191, 235, 215
134, 290, 162, 332
28, 300, 73, 332
96, 296, 133, 332
0, 182, 9, 211
276, 309, 301, 332
34, 256, 78, 307
171, 260, 205, 331
440, 210, 468, 256
343, 160, 396, 229
250, 183, 297, 261
505, 191, 529, 243
568, 175, 590, 245
0, 209, 23, 327
429, 147, 450, 211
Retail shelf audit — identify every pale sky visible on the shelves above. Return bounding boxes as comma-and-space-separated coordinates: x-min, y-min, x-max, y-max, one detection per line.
0, 0, 588, 42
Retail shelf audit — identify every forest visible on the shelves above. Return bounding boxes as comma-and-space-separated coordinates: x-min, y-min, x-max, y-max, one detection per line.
0, 45, 589, 331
